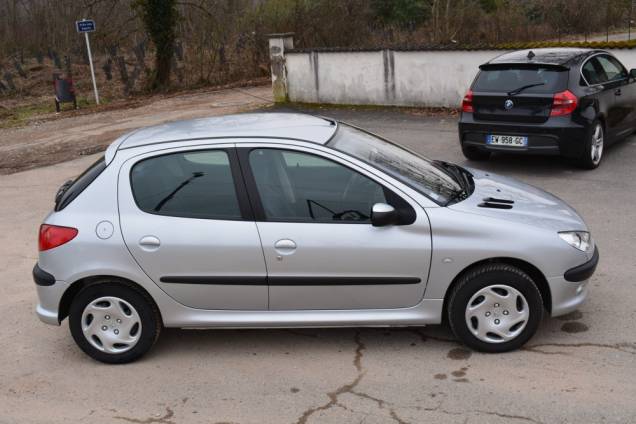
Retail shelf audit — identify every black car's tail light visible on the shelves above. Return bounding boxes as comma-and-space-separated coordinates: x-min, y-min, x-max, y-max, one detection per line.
461, 90, 474, 113
550, 90, 578, 117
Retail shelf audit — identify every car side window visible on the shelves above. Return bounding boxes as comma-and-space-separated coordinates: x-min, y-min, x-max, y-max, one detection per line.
131, 150, 242, 220
596, 55, 627, 82
249, 148, 388, 223
581, 57, 604, 85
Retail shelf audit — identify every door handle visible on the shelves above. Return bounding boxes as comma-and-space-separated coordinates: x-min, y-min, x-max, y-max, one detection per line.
274, 239, 297, 255
139, 235, 161, 249
615, 89, 622, 96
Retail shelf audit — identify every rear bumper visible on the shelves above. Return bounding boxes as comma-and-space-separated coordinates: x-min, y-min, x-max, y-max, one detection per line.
33, 263, 55, 286
458, 114, 588, 158
33, 263, 66, 326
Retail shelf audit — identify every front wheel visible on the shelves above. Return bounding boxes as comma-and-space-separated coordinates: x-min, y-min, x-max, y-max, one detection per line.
69, 282, 161, 364
447, 264, 544, 352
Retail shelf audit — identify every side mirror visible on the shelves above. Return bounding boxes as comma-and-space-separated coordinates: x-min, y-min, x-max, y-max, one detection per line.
371, 203, 398, 227
630, 69, 636, 79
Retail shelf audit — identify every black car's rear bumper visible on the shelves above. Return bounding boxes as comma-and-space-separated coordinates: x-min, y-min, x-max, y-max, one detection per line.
458, 114, 588, 158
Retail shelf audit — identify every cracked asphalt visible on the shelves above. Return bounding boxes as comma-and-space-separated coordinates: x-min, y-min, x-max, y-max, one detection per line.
1, 102, 636, 424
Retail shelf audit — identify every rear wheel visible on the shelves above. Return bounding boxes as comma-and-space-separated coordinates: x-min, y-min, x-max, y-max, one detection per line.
461, 144, 491, 161
576, 121, 604, 169
448, 264, 543, 352
69, 283, 161, 364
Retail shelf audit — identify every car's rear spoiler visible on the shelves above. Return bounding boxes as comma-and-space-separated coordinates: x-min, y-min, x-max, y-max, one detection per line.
479, 63, 569, 71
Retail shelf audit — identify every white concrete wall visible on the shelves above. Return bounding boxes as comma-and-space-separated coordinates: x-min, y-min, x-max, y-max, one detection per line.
612, 49, 636, 69
285, 49, 636, 108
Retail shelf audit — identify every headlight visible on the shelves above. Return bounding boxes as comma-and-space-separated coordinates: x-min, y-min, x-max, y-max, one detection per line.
558, 231, 593, 252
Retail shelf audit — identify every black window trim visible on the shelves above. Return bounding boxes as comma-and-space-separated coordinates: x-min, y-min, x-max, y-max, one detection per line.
129, 147, 254, 222
236, 146, 416, 225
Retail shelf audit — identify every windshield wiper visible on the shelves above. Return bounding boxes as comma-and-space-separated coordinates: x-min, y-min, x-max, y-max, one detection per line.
444, 189, 468, 206
434, 161, 474, 206
154, 172, 205, 212
507, 82, 545, 96
434, 161, 471, 188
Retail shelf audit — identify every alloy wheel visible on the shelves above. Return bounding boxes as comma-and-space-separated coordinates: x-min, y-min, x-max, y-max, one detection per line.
591, 124, 604, 166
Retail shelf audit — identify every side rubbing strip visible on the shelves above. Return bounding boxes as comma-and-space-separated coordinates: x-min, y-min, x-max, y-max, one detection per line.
159, 276, 421, 286
268, 277, 421, 286
160, 276, 267, 285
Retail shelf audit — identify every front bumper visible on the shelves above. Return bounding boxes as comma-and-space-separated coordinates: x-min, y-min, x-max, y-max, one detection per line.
33, 263, 66, 326
458, 114, 588, 159
548, 275, 589, 317
564, 246, 599, 282
549, 247, 599, 317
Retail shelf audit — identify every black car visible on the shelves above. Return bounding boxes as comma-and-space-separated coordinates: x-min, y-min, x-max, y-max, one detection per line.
458, 48, 636, 169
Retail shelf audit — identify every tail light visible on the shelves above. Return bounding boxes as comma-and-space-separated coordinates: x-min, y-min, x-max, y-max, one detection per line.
550, 90, 578, 116
39, 224, 78, 251
461, 90, 474, 113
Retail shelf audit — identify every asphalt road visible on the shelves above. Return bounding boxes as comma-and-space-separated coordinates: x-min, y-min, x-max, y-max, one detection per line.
1, 105, 635, 424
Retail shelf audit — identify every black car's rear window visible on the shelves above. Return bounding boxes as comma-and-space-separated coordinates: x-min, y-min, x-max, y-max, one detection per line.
55, 156, 107, 211
473, 66, 568, 94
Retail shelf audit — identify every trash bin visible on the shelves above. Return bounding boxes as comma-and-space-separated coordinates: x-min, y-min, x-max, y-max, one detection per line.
53, 74, 77, 112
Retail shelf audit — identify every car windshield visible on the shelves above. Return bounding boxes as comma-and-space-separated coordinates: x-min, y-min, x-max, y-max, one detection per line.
328, 124, 463, 204
474, 66, 568, 94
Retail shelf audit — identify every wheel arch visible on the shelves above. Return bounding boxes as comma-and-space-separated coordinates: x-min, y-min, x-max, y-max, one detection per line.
441, 257, 552, 320
58, 275, 163, 324
595, 114, 606, 134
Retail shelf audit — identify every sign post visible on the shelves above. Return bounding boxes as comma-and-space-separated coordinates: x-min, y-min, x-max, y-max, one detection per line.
76, 19, 99, 105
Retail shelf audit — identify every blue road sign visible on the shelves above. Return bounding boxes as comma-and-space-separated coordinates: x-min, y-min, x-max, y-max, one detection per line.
76, 20, 96, 33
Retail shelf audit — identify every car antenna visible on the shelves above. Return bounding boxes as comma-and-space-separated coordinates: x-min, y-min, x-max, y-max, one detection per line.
527, 50, 535, 60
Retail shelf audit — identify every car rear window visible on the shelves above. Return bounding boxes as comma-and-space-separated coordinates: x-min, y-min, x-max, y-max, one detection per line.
55, 156, 107, 211
473, 66, 568, 94
130, 150, 242, 220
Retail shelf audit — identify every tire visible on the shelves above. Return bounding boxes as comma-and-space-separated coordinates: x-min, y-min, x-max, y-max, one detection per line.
461, 144, 491, 161
447, 263, 544, 353
575, 121, 604, 169
69, 282, 161, 364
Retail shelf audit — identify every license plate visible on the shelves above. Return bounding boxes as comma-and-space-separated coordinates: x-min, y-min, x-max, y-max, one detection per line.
487, 134, 528, 147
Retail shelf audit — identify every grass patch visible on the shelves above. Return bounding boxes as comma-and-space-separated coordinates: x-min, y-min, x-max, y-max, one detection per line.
0, 102, 53, 129
0, 96, 109, 129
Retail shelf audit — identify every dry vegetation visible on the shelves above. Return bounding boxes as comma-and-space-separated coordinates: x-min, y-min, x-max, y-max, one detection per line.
0, 0, 633, 127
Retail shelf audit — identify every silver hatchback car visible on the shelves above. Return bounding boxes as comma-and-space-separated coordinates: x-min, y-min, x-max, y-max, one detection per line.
34, 113, 598, 363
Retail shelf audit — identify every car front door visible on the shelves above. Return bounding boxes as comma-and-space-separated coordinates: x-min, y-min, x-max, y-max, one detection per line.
239, 145, 431, 311
118, 146, 268, 310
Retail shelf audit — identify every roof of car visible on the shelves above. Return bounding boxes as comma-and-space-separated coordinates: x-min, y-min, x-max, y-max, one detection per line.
484, 48, 604, 68
115, 113, 337, 151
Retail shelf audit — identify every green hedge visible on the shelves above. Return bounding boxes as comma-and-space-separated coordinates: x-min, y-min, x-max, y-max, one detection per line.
493, 39, 636, 50
288, 39, 636, 54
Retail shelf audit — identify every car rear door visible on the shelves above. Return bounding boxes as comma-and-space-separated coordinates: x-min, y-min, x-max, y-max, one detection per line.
118, 145, 268, 310
239, 144, 431, 311
581, 55, 624, 139
595, 54, 636, 138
